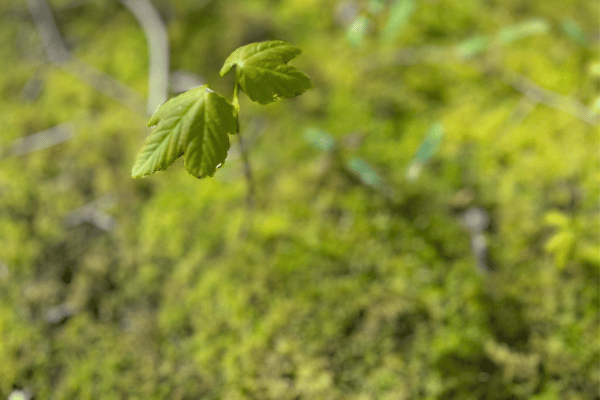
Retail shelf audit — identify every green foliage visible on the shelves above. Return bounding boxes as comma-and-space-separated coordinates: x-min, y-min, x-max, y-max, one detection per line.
406, 123, 444, 180
380, 0, 416, 43
496, 19, 549, 45
133, 40, 311, 178
219, 41, 312, 105
560, 18, 588, 46
132, 85, 236, 178
303, 127, 335, 152
1, 0, 598, 399
455, 34, 490, 59
347, 15, 371, 47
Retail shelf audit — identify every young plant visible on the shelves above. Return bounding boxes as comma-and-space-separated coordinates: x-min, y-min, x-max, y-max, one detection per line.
131, 40, 312, 179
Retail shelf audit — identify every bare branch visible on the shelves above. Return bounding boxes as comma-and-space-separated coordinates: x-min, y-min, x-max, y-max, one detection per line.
369, 42, 599, 126
11, 122, 75, 156
119, 0, 170, 115
63, 193, 117, 232
24, 0, 70, 64
501, 68, 598, 125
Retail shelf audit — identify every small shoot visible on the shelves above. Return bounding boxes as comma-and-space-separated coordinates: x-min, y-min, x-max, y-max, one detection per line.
132, 41, 312, 179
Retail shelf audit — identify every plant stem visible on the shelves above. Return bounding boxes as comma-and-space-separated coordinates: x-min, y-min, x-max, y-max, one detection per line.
233, 80, 255, 208
238, 132, 255, 208
232, 79, 240, 119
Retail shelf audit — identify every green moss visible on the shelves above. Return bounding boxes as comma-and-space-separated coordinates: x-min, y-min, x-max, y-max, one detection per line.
0, 0, 597, 398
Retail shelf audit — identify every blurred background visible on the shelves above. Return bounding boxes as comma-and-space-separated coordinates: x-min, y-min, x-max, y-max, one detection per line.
1, 0, 598, 398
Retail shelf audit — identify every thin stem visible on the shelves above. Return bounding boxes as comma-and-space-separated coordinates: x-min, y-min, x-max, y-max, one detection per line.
233, 80, 255, 209
238, 130, 255, 208
233, 79, 240, 118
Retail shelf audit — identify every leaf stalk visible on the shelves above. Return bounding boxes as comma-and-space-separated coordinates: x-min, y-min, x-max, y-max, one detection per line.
233, 79, 255, 208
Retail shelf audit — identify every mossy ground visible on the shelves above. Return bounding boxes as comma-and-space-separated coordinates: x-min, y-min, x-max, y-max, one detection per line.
0, 0, 598, 398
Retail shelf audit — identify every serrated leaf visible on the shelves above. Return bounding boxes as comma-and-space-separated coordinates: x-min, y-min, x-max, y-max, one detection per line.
132, 85, 237, 179
219, 41, 312, 104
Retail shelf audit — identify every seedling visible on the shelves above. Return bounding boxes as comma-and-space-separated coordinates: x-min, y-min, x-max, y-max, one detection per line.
132, 40, 312, 179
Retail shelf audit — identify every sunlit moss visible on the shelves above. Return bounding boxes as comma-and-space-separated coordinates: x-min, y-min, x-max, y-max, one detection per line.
0, 0, 598, 398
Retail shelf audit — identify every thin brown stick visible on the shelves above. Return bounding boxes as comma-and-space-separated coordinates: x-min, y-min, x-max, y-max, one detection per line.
119, 0, 169, 115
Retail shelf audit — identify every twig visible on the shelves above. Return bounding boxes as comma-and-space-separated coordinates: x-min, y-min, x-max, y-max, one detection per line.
236, 129, 255, 241
367, 42, 598, 126
64, 60, 146, 114
24, 0, 70, 64
231, 79, 256, 209
500, 68, 598, 125
25, 0, 146, 115
11, 122, 75, 156
463, 207, 491, 273
63, 193, 117, 232
119, 0, 169, 115
223, 117, 266, 162
237, 131, 255, 209
170, 70, 204, 93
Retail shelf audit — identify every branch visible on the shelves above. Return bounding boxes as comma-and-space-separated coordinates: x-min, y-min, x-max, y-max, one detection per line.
24, 0, 70, 64
119, 0, 170, 115
237, 127, 255, 209
10, 122, 75, 156
63, 193, 117, 232
500, 68, 598, 125
368, 43, 599, 126
463, 207, 491, 273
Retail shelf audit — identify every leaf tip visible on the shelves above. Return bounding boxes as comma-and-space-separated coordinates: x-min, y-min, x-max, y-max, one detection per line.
147, 115, 158, 127
219, 63, 233, 77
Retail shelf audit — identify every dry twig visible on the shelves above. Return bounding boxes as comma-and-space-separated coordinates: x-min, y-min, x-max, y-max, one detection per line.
119, 0, 170, 115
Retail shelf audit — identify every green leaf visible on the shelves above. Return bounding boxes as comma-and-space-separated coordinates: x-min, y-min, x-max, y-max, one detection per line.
303, 127, 336, 151
415, 123, 444, 162
380, 0, 415, 43
347, 15, 371, 47
496, 19, 549, 45
543, 210, 570, 228
406, 123, 444, 180
455, 35, 489, 59
219, 40, 312, 104
545, 230, 575, 269
347, 157, 383, 188
367, 0, 385, 14
132, 85, 237, 179
589, 61, 600, 76
590, 96, 600, 115
561, 18, 588, 46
